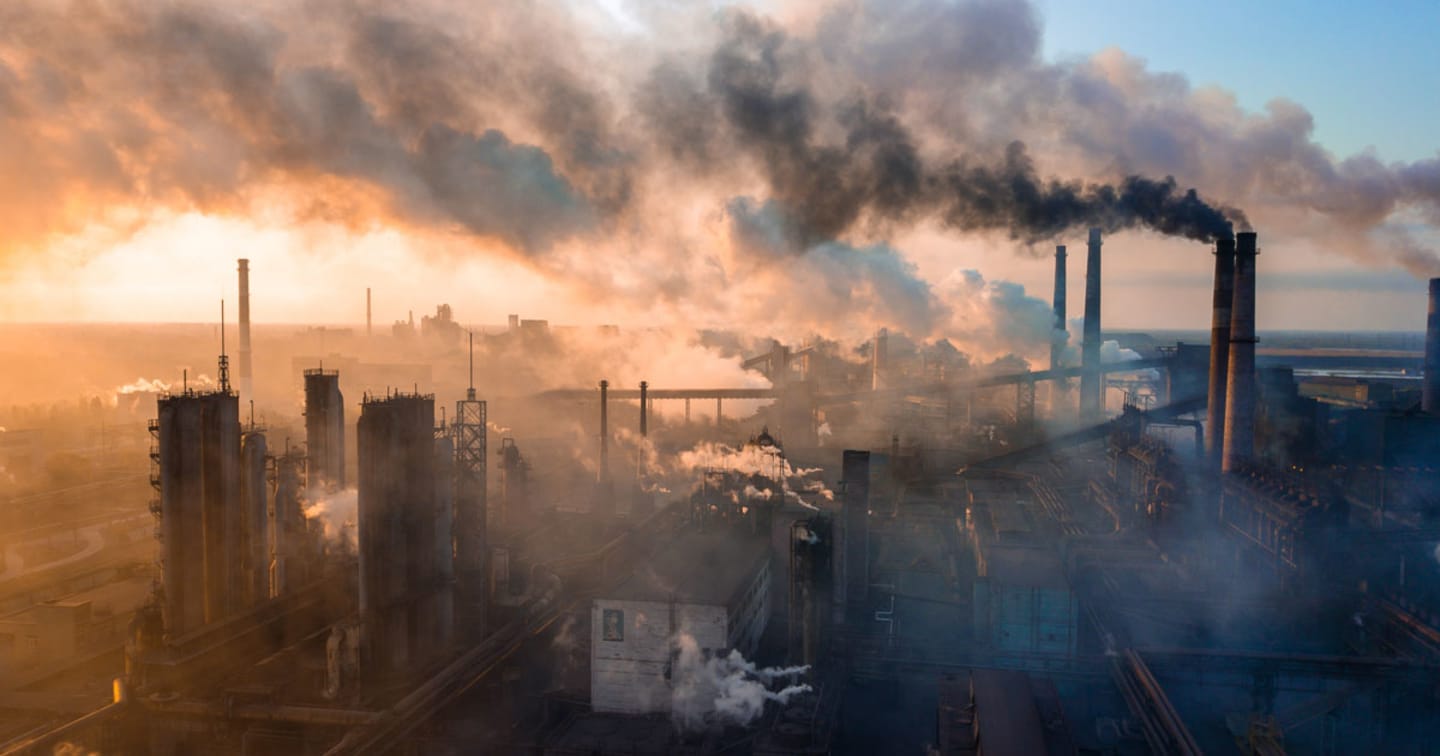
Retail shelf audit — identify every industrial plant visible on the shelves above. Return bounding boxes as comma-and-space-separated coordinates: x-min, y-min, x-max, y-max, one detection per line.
2, 228, 1439, 755
4, 0, 1440, 752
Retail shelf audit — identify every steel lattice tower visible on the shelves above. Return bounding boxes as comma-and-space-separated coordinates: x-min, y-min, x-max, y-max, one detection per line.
454, 333, 488, 637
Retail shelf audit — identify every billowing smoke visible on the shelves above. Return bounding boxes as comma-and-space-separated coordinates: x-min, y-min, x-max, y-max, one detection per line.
669, 632, 811, 732
115, 377, 173, 395
684, 13, 1244, 244
2, 0, 1437, 329
667, 439, 834, 510
304, 487, 357, 551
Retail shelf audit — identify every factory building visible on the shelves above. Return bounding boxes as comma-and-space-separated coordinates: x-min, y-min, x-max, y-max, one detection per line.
590, 531, 771, 715
963, 474, 1079, 657
17, 241, 1440, 755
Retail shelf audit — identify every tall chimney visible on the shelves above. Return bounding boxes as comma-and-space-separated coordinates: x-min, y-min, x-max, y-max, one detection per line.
1079, 228, 1103, 419
237, 259, 253, 399
639, 380, 649, 437
1050, 245, 1067, 372
1206, 236, 1236, 470
871, 328, 888, 391
598, 379, 610, 482
1222, 232, 1259, 472
366, 287, 372, 338
842, 450, 871, 610
1425, 279, 1440, 414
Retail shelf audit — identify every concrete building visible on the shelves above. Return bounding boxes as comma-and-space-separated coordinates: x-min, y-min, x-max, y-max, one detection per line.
590, 531, 771, 715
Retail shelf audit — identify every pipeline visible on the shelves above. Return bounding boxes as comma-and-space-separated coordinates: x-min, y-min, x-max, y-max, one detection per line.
1110, 649, 1204, 756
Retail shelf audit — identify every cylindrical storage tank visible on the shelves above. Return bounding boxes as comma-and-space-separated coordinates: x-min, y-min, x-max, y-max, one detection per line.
304, 369, 345, 489
157, 396, 206, 638
357, 393, 436, 677
240, 431, 269, 605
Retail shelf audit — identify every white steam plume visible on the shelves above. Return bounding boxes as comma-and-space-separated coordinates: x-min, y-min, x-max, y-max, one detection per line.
669, 632, 811, 732
304, 487, 358, 551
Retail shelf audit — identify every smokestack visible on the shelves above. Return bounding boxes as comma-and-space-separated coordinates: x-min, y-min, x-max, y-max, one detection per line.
599, 379, 609, 482
1425, 279, 1440, 414
639, 380, 648, 437
1222, 231, 1259, 472
366, 287, 372, 338
1205, 236, 1236, 470
1050, 245, 1066, 372
842, 450, 871, 610
871, 328, 888, 391
1079, 228, 1103, 419
237, 259, 252, 399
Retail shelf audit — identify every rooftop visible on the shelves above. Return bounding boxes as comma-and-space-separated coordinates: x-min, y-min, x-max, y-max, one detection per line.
605, 529, 769, 608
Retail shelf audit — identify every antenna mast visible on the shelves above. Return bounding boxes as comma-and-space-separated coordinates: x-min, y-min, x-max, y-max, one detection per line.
218, 299, 231, 393
467, 331, 476, 401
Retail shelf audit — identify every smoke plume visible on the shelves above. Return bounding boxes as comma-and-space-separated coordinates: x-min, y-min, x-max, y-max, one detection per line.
669, 632, 811, 732
2, 0, 1438, 329
304, 487, 358, 551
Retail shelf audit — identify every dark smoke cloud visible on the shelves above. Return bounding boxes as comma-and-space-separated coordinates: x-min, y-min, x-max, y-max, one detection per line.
667, 10, 1245, 245
1, 0, 1438, 295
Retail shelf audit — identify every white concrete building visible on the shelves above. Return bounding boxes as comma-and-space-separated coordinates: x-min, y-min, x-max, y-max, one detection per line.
591, 531, 770, 715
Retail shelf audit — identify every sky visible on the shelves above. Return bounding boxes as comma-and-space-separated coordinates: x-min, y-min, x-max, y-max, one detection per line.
1039, 0, 1440, 164
0, 0, 1437, 336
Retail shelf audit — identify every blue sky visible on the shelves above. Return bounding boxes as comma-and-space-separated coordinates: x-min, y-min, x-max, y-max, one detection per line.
1037, 0, 1440, 163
